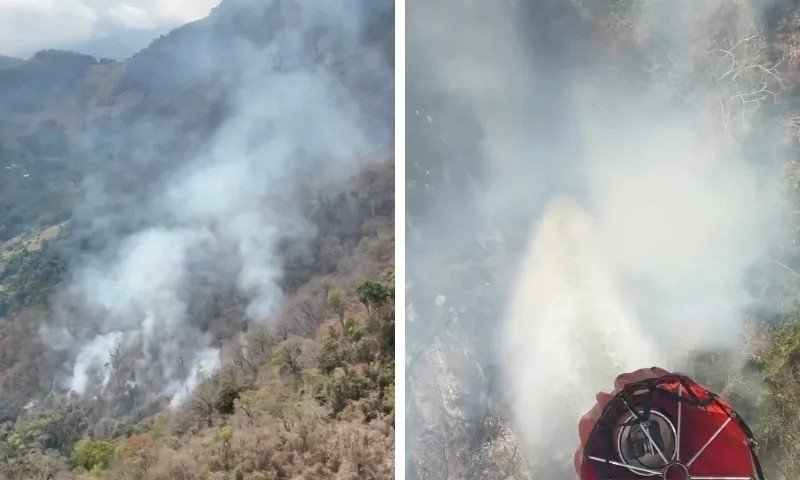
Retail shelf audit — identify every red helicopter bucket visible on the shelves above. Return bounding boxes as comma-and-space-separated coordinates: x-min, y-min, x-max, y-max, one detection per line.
575, 367, 764, 480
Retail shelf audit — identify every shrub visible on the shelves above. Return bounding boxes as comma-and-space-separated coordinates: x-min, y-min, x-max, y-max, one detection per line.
220, 425, 234, 443
218, 383, 241, 415
378, 360, 394, 389
303, 369, 328, 405
317, 336, 343, 375
72, 438, 115, 472
326, 368, 370, 414
355, 280, 393, 315
272, 338, 302, 376
326, 287, 345, 329
343, 324, 365, 343
382, 384, 395, 410
326, 287, 342, 308
219, 425, 235, 471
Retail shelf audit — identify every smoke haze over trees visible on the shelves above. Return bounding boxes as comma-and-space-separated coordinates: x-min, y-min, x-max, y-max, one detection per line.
407, 0, 800, 478
0, 1, 395, 478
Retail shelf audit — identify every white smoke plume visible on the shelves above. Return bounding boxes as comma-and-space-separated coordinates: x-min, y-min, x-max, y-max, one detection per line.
41, 0, 392, 409
501, 118, 783, 471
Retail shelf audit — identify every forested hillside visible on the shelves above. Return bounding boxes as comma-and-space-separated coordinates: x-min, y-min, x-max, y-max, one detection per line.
0, 1, 394, 479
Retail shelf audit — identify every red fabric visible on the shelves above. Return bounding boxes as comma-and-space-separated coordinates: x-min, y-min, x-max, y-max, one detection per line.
575, 367, 755, 479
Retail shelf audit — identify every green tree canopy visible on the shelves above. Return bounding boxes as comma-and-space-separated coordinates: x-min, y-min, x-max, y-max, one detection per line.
355, 280, 394, 315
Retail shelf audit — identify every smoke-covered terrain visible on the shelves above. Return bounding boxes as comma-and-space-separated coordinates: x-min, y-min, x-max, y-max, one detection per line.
0, 1, 395, 478
407, 1, 800, 478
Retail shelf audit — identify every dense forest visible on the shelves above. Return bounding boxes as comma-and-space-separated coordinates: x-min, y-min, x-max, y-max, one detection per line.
0, 1, 394, 479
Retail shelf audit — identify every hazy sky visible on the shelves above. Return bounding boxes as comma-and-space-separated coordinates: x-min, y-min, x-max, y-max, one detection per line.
0, 0, 220, 59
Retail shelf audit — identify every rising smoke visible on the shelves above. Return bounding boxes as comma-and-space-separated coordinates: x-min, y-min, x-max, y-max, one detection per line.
408, 0, 792, 477
40, 0, 392, 410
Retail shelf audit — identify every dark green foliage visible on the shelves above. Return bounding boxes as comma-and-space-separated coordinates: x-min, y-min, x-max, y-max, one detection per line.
0, 247, 66, 313
355, 280, 394, 315
217, 384, 241, 415
0, 291, 10, 317
377, 360, 394, 390
0, 147, 84, 243
379, 360, 395, 414
379, 311, 395, 356
317, 336, 343, 375
0, 201, 24, 242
